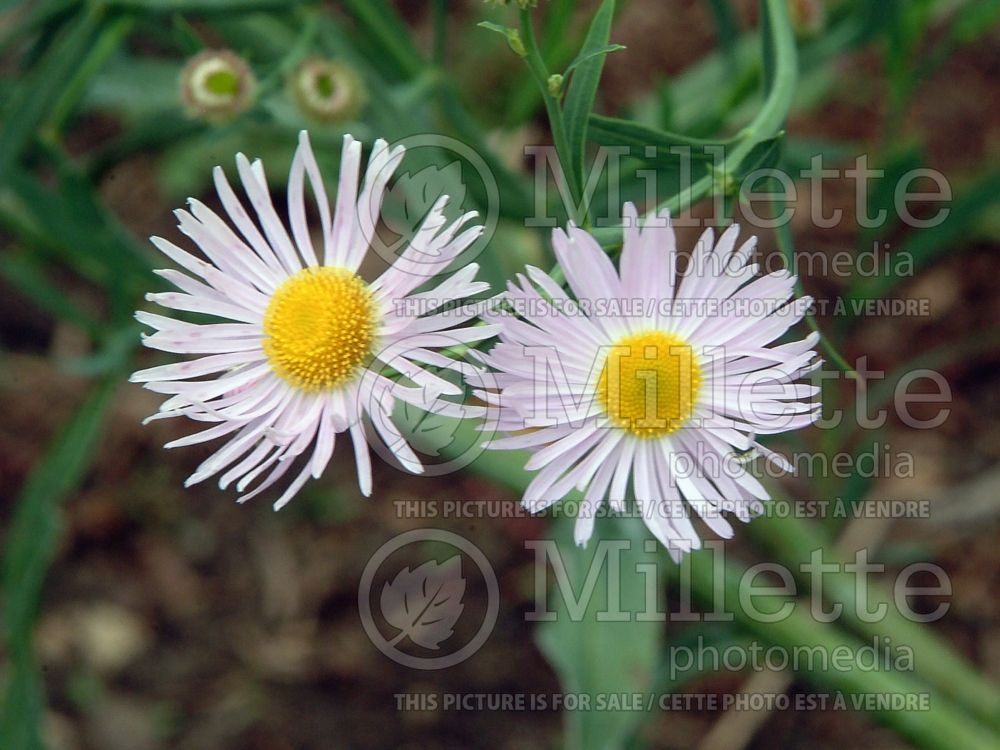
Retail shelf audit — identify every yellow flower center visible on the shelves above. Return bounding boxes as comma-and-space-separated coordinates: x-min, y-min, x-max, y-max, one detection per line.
597, 331, 701, 438
262, 267, 377, 392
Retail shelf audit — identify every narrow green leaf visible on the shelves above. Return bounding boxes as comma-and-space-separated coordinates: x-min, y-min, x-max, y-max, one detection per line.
477, 20, 525, 56
588, 113, 738, 159
537, 516, 662, 750
707, 0, 739, 58
0, 379, 118, 749
733, 132, 783, 176
849, 170, 1000, 303
625, 624, 751, 749
0, 5, 102, 180
0, 0, 75, 56
339, 0, 424, 79
83, 57, 190, 120
760, 0, 777, 93
49, 15, 139, 129
462, 422, 1000, 747
0, 252, 103, 335
863, 145, 924, 244
562, 0, 616, 195
518, 8, 582, 219
107, 0, 319, 11
1, 160, 153, 327
751, 0, 798, 138
478, 20, 511, 36
563, 43, 625, 76
505, 0, 588, 126
464, 440, 1000, 749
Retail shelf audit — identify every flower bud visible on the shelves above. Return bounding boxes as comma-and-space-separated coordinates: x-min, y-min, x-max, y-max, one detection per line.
288, 57, 365, 124
504, 28, 527, 57
179, 49, 256, 123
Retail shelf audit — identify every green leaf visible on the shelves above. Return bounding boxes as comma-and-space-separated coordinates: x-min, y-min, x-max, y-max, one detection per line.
625, 624, 750, 749
537, 516, 662, 750
0, 378, 118, 749
478, 20, 511, 36
82, 56, 181, 119
504, 0, 590, 126
0, 0, 75, 56
707, 0, 739, 58
106, 0, 319, 11
858, 144, 924, 250
588, 113, 735, 151
339, 0, 424, 80
746, 510, 1000, 732
0, 5, 102, 180
848, 170, 1000, 303
64, 325, 141, 377
751, 0, 798, 138
588, 115, 736, 164
477, 21, 526, 57
0, 252, 102, 335
0, 158, 153, 326
48, 13, 135, 132
563, 0, 616, 195
563, 43, 626, 76
734, 132, 783, 176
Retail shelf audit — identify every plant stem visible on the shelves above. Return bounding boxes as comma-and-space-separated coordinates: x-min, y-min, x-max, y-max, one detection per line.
519, 7, 584, 223
676, 550, 1000, 750
584, 0, 798, 253
745, 512, 1000, 728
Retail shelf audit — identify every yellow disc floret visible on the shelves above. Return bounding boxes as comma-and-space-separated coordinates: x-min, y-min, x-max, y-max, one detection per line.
262, 266, 376, 392
597, 330, 701, 438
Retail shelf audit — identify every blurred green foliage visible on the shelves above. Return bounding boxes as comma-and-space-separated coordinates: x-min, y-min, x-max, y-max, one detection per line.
2, 1, 1000, 749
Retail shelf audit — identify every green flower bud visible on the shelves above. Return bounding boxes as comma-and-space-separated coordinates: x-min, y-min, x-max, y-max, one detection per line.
179, 49, 256, 123
505, 28, 527, 57
289, 57, 366, 124
547, 73, 564, 96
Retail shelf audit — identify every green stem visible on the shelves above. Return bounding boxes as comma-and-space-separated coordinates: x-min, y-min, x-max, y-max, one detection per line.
746, 513, 1000, 728
504, 0, 576, 125
464, 446, 1000, 750
677, 550, 1000, 750
519, 7, 584, 223
583, 0, 798, 254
